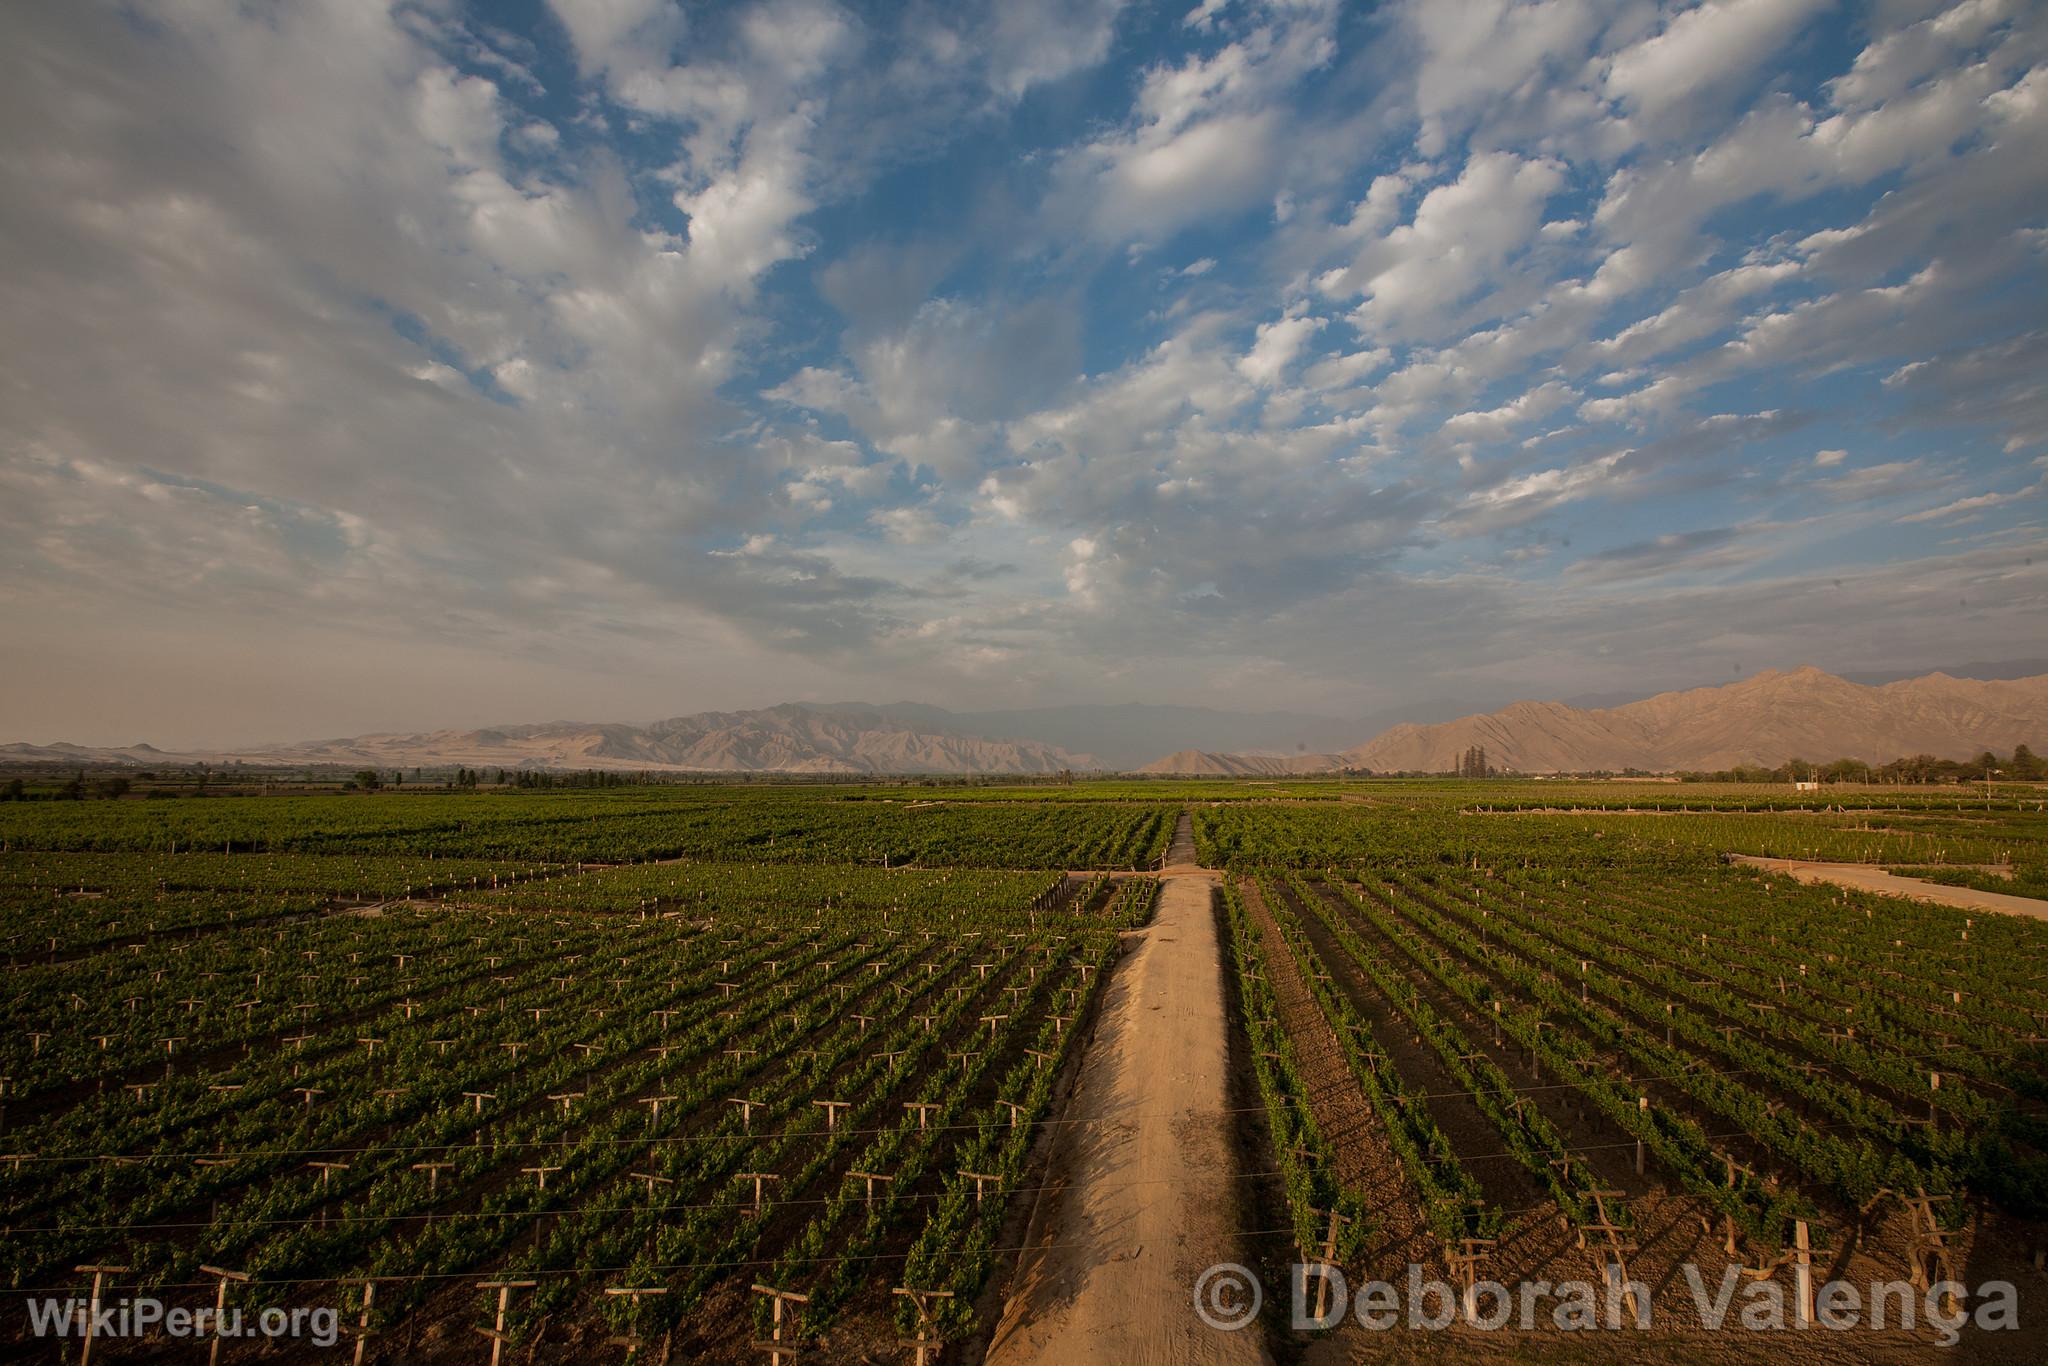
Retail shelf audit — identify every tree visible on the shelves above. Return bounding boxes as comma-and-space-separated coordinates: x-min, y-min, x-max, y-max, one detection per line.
98, 776, 131, 800
0, 778, 23, 801
353, 769, 382, 791
2013, 744, 2041, 780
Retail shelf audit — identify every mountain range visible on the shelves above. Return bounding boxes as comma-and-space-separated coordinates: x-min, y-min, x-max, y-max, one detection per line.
6, 664, 2045, 777
1333, 667, 2048, 774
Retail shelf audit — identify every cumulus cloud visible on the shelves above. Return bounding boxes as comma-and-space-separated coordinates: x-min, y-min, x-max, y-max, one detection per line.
1, 0, 2044, 741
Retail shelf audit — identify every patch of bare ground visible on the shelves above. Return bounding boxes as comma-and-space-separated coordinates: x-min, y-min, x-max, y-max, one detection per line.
1728, 857, 2048, 921
986, 866, 1270, 1366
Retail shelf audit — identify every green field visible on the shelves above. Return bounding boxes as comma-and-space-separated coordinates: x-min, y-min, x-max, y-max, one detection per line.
4, 779, 2045, 1359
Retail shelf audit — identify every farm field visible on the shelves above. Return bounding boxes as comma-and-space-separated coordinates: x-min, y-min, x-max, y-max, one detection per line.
3, 780, 2046, 1361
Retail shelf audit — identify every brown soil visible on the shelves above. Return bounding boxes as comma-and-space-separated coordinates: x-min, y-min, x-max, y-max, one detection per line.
985, 861, 1271, 1365
1237, 877, 1435, 1275
1729, 857, 2048, 921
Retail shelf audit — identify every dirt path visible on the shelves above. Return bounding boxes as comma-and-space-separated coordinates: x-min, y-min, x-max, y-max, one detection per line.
986, 821, 1269, 1366
1729, 855, 2048, 921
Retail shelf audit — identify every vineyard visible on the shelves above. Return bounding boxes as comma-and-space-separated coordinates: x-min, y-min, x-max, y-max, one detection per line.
3, 779, 2046, 1360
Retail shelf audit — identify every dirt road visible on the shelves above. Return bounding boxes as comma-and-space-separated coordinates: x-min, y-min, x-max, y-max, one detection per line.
1730, 855, 2048, 921
986, 815, 1270, 1366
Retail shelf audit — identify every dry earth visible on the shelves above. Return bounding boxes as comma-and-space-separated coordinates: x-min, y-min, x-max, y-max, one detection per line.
1729, 856, 2048, 921
986, 817, 1271, 1366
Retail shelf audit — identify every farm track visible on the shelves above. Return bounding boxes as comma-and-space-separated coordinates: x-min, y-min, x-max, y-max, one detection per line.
1729, 856, 2048, 920
989, 824, 1267, 1366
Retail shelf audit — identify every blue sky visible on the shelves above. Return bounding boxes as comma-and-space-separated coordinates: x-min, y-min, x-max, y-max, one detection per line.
1, 0, 2044, 746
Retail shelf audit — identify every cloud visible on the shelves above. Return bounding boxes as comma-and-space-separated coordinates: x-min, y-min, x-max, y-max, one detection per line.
2, 0, 2045, 741
1896, 485, 2040, 523
1317, 151, 1567, 340
1602, 0, 1836, 128
1237, 311, 1327, 386
1564, 526, 1774, 583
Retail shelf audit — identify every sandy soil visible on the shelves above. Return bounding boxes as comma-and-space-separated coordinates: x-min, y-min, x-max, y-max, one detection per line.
1729, 856, 2048, 921
986, 816, 1271, 1366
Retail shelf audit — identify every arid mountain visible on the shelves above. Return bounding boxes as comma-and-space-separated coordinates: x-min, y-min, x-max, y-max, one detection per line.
12, 668, 2045, 777
1341, 667, 2048, 773
2, 705, 1093, 775
1133, 750, 1352, 777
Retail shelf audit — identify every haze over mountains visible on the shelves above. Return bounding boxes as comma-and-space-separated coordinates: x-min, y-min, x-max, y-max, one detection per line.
5, 664, 2045, 777
1337, 668, 2048, 775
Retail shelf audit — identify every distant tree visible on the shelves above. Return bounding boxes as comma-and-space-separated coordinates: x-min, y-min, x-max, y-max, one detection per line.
98, 776, 131, 800
1821, 758, 1869, 784
2013, 744, 2041, 780
1, 778, 23, 801
353, 769, 382, 791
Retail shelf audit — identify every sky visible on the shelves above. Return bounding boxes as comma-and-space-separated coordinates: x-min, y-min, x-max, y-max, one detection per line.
2, 0, 2044, 748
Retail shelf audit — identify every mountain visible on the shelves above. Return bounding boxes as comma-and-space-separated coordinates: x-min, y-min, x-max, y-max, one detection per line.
15, 668, 2046, 777
1133, 750, 1352, 777
1839, 659, 2048, 687
811, 702, 1365, 771
1340, 667, 2048, 773
3, 704, 1093, 775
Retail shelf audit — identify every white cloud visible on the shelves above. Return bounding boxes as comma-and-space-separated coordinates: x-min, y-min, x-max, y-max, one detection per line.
1317, 151, 1566, 340
1603, 0, 1835, 127
1237, 311, 1327, 386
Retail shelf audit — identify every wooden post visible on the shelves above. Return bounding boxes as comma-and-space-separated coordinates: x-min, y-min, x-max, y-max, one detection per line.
813, 1100, 850, 1130
893, 1287, 953, 1366
74, 1266, 128, 1366
603, 1286, 668, 1359
904, 1102, 940, 1131
1793, 1219, 1814, 1328
738, 1171, 781, 1216
1447, 1238, 1497, 1323
475, 1280, 535, 1366
522, 1165, 562, 1191
962, 1171, 1000, 1204
200, 1266, 249, 1366
848, 1170, 893, 1206
630, 1170, 675, 1200
751, 1284, 809, 1365
337, 1278, 380, 1366
1308, 1206, 1351, 1322
412, 1160, 453, 1209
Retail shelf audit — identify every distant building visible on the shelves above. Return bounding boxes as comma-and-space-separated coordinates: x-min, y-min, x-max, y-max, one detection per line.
1793, 779, 1820, 791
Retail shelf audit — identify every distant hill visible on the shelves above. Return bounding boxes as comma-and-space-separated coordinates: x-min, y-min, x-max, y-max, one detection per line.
812, 702, 1364, 771
13, 666, 2047, 777
1132, 750, 1351, 777
1341, 667, 2048, 774
1, 704, 1092, 776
